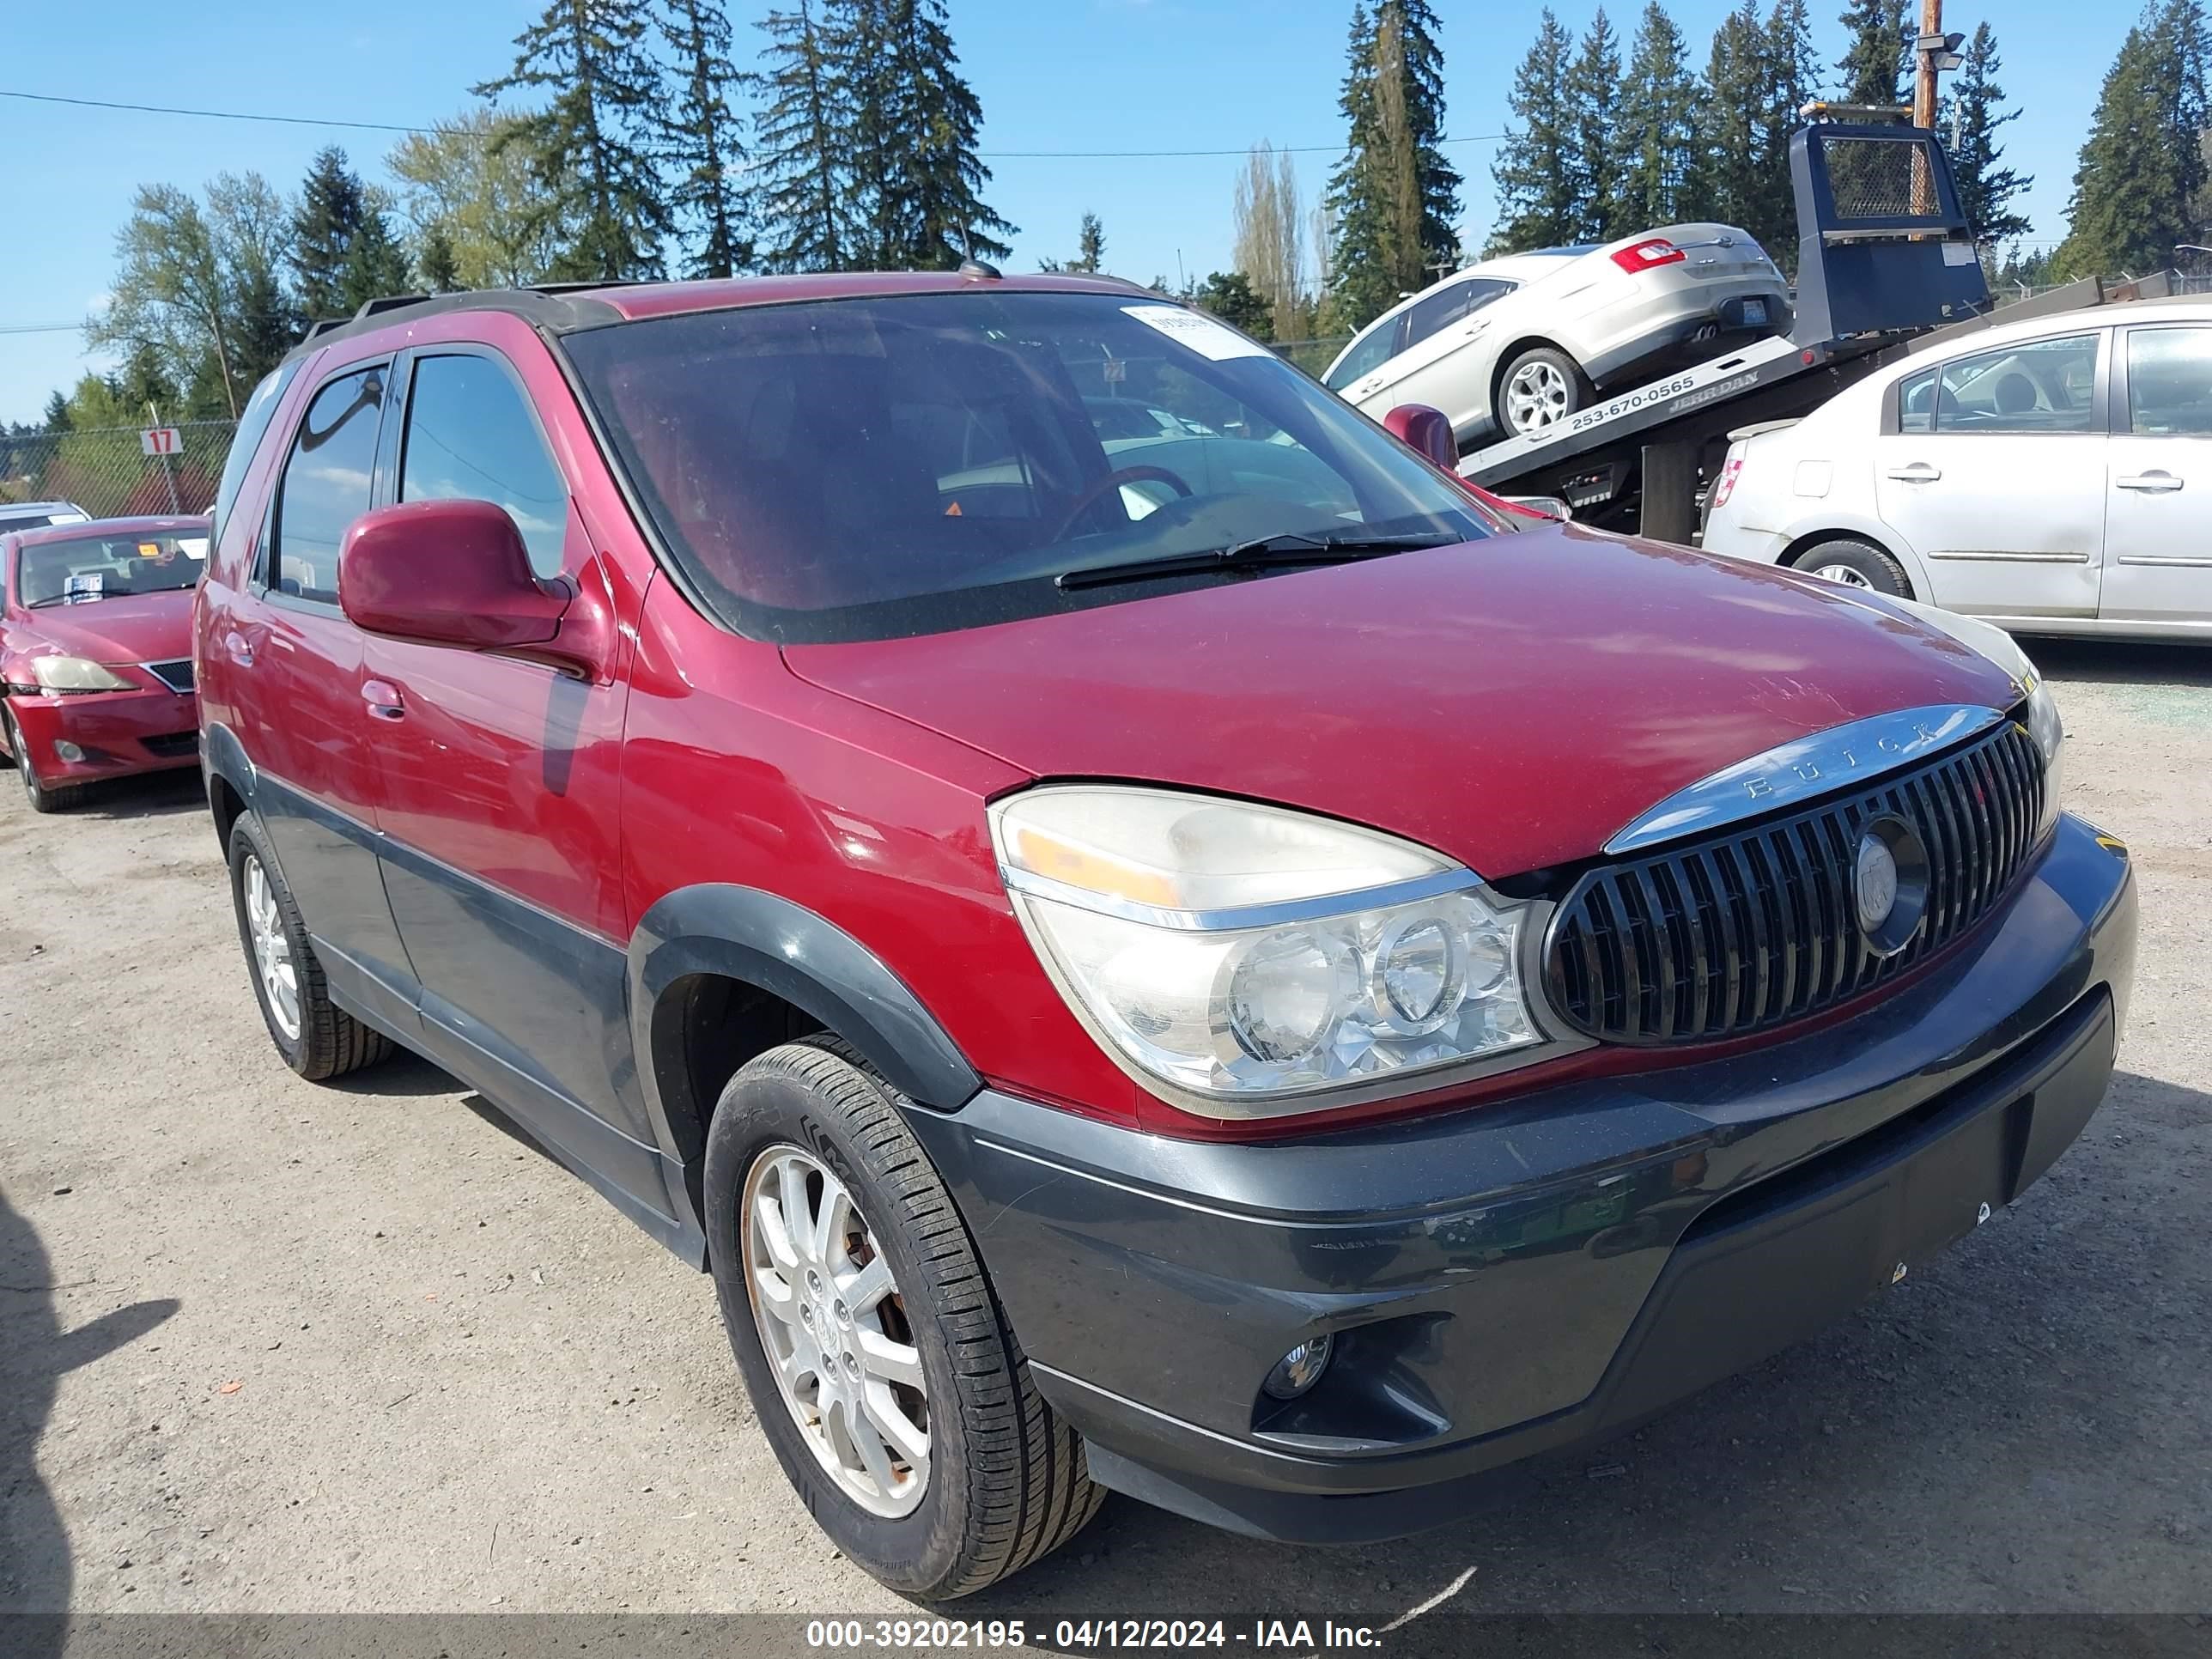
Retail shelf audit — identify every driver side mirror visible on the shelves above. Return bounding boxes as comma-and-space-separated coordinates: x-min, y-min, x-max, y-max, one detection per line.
1383, 404, 1460, 471
339, 499, 600, 678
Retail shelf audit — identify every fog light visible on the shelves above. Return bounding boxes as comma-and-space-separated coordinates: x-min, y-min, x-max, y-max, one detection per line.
1261, 1334, 1334, 1401
53, 740, 84, 763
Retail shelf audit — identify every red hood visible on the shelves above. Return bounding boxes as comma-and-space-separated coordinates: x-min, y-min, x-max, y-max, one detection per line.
15, 588, 195, 665
785, 526, 2021, 877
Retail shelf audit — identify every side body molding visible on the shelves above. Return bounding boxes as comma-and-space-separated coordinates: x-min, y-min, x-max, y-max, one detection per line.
628, 884, 985, 1249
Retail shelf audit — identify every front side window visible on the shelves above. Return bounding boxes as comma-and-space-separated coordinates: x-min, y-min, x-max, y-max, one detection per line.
1323, 315, 1407, 389
270, 365, 385, 605
12, 529, 208, 609
210, 361, 301, 548
398, 353, 571, 577
1900, 333, 2100, 434
565, 291, 1500, 643
2125, 326, 2212, 434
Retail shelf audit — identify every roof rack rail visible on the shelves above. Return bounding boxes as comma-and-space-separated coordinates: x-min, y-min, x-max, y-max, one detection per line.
526, 280, 640, 295
355, 293, 432, 319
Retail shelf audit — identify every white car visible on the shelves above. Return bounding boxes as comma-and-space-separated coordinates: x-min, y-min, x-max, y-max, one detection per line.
1322, 226, 1790, 441
1702, 296, 2212, 640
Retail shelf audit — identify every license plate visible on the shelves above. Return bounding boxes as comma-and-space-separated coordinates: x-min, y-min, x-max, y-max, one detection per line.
1741, 298, 1768, 325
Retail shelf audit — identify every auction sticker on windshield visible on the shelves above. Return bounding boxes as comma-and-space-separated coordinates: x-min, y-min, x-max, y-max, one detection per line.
1121, 304, 1273, 362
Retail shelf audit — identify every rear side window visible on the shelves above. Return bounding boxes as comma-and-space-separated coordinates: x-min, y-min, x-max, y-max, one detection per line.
270, 365, 385, 605
1401, 278, 1513, 351
398, 353, 571, 578
2125, 326, 2212, 434
210, 362, 301, 548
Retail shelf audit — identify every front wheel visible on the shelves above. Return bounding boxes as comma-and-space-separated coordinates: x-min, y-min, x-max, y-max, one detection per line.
1498, 345, 1590, 436
5, 708, 83, 813
705, 1037, 1103, 1598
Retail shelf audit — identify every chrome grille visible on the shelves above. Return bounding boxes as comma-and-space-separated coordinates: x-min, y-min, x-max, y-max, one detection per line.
1546, 720, 2047, 1046
144, 659, 195, 694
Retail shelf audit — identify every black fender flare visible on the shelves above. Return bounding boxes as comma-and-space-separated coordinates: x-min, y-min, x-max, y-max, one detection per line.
627, 884, 983, 1142
200, 721, 258, 850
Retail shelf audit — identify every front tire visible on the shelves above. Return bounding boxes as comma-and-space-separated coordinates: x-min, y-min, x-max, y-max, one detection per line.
227, 815, 392, 1080
1498, 344, 1591, 436
1793, 537, 1913, 598
705, 1037, 1103, 1598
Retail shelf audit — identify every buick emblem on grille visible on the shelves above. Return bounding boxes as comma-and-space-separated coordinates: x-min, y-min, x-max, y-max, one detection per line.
1854, 832, 1899, 932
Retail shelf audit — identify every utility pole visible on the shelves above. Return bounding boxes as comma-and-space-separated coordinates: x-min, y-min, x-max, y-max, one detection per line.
1912, 0, 1942, 134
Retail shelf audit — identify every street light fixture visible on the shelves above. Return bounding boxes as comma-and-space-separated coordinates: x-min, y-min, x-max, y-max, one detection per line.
1915, 31, 1965, 71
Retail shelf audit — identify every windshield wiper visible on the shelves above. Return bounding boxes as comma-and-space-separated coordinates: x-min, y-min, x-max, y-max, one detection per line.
1056, 532, 1455, 592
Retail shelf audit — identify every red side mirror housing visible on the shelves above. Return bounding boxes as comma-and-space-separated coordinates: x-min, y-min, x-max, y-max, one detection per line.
1383, 404, 1459, 471
339, 499, 596, 675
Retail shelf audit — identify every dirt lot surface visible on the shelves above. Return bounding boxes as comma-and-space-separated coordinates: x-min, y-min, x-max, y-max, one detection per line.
3, 641, 2208, 1650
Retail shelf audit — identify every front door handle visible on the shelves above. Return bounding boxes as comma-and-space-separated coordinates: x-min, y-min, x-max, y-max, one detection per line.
2117, 471, 2185, 493
1887, 463, 1942, 483
362, 678, 405, 721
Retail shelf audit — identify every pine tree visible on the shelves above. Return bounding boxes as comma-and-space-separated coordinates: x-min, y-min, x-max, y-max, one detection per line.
1946, 23, 2031, 246
842, 0, 1017, 270
339, 207, 414, 310
659, 0, 750, 277
1076, 212, 1106, 273
1692, 1, 1767, 237
1835, 0, 1908, 107
1193, 272, 1274, 339
1565, 9, 1628, 242
1489, 9, 1578, 254
1618, 1, 1700, 228
477, 0, 673, 283
1329, 1, 1462, 325
293, 148, 371, 321
1755, 0, 1820, 253
419, 226, 465, 293
2056, 0, 2211, 277
753, 0, 852, 270
41, 391, 71, 433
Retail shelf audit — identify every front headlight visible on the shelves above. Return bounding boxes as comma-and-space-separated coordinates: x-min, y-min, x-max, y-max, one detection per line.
988, 786, 1557, 1116
1884, 600, 2063, 835
26, 656, 136, 693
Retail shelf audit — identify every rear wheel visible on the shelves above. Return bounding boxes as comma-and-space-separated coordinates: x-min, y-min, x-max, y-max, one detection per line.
5, 709, 84, 813
227, 815, 392, 1080
706, 1036, 1103, 1598
1793, 538, 1912, 598
1498, 345, 1591, 436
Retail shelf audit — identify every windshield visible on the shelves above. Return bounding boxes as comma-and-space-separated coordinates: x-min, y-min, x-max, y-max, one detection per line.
565, 290, 1498, 642
15, 530, 208, 607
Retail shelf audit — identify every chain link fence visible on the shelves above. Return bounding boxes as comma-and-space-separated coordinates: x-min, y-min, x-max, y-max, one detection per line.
0, 420, 237, 521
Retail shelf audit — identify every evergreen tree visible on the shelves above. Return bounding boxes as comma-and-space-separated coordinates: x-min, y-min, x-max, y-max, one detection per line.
1946, 22, 2032, 246
1692, 1, 1767, 238
1076, 212, 1106, 273
1488, 9, 1578, 254
1329, 1, 1462, 325
338, 207, 414, 310
477, 0, 673, 283
1618, 1, 1700, 228
842, 0, 1017, 269
1565, 9, 1628, 242
1835, 0, 1908, 106
293, 148, 371, 321
753, 0, 852, 270
2055, 0, 2211, 277
41, 391, 71, 433
659, 0, 750, 277
1192, 272, 1275, 339
1756, 0, 1820, 252
419, 225, 465, 293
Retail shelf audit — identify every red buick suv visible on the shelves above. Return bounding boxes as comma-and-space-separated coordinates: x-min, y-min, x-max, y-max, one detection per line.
195, 274, 2136, 1596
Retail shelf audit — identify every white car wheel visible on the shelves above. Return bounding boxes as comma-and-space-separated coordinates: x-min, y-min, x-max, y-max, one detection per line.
1499, 346, 1588, 436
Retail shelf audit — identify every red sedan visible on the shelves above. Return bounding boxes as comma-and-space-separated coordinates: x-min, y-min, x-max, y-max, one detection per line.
0, 514, 207, 811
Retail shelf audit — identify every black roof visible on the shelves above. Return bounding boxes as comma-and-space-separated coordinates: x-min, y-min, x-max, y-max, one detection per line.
282, 286, 632, 364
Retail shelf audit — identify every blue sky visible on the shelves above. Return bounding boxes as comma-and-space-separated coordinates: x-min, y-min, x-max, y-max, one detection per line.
0, 0, 2128, 424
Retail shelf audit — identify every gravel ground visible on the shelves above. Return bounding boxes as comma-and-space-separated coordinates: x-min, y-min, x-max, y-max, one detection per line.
2, 640, 2208, 1652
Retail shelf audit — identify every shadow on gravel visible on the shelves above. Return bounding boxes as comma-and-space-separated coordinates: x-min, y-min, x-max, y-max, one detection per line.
2027, 637, 2212, 688
62, 770, 209, 823
321, 1049, 467, 1100
952, 1068, 2211, 1633
0, 1186, 177, 1648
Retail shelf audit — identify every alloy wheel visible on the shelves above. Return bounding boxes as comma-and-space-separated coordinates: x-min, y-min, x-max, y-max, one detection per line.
742, 1144, 930, 1519
1811, 562, 1875, 588
243, 854, 302, 1041
1506, 361, 1573, 431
